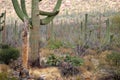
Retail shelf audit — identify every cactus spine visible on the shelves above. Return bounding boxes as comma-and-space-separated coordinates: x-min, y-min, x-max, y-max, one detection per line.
11, 0, 62, 67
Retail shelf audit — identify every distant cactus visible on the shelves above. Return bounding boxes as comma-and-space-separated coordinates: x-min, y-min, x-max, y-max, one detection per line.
80, 21, 83, 34
111, 14, 120, 30
84, 14, 88, 40
105, 18, 110, 43
11, 0, 62, 67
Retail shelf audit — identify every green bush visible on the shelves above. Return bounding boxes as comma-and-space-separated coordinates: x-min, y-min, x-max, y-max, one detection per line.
111, 14, 120, 25
111, 35, 120, 48
106, 51, 120, 80
0, 44, 20, 64
111, 14, 120, 31
0, 43, 10, 49
46, 54, 61, 66
62, 42, 75, 48
64, 54, 84, 66
60, 62, 80, 77
0, 72, 18, 80
47, 40, 64, 49
46, 54, 83, 76
107, 51, 120, 67
46, 54, 84, 67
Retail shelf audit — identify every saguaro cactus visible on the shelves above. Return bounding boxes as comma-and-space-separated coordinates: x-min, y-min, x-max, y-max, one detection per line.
105, 18, 110, 43
0, 11, 6, 43
11, 0, 62, 67
84, 14, 88, 41
22, 19, 29, 68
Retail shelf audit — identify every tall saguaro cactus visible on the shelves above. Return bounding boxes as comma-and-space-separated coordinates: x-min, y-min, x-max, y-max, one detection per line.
11, 0, 62, 67
105, 18, 110, 44
0, 11, 6, 43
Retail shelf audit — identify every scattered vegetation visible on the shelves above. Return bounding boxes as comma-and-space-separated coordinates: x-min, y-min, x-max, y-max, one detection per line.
111, 14, 120, 30
64, 54, 84, 66
59, 62, 80, 77
46, 54, 84, 67
0, 72, 18, 80
107, 51, 120, 66
46, 54, 61, 66
0, 44, 20, 64
46, 40, 64, 49
46, 53, 83, 77
106, 51, 120, 80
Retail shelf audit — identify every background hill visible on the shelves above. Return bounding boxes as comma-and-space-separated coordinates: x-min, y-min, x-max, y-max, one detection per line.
0, 0, 120, 19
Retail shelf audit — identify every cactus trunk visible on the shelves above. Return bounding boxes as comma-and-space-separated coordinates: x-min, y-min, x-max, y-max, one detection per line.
22, 19, 29, 68
106, 19, 110, 43
29, 0, 40, 66
84, 14, 88, 41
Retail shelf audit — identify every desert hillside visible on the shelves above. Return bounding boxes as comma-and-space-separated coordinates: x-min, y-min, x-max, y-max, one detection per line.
0, 0, 120, 19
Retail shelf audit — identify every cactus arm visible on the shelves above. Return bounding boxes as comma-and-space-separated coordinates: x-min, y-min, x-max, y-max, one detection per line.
80, 21, 83, 33
53, 0, 62, 11
39, 10, 59, 16
0, 11, 6, 31
11, 0, 28, 21
21, 0, 29, 17
0, 26, 3, 31
0, 20, 5, 24
40, 0, 62, 25
83, 13, 88, 42
0, 19, 3, 31
0, 12, 5, 18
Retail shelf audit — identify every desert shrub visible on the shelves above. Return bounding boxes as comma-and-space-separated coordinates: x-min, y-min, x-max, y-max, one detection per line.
46, 54, 84, 67
111, 14, 120, 25
107, 51, 120, 66
64, 54, 84, 66
106, 51, 120, 80
47, 40, 64, 49
0, 44, 20, 64
112, 14, 120, 22
99, 75, 118, 80
59, 62, 80, 77
111, 35, 120, 47
46, 54, 83, 76
111, 14, 120, 32
63, 41, 75, 48
46, 54, 61, 66
0, 43, 10, 49
0, 72, 18, 80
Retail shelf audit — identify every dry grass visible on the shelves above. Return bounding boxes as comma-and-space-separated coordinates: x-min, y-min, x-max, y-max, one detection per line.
0, 64, 10, 73
29, 67, 61, 80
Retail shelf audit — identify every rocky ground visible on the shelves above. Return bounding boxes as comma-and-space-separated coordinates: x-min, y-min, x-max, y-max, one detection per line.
0, 48, 118, 80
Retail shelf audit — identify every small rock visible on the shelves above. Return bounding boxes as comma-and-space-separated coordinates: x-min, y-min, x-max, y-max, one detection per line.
91, 58, 99, 69
19, 68, 29, 78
